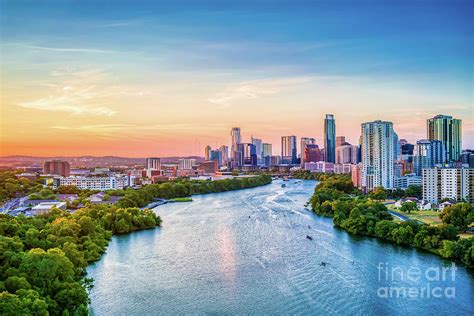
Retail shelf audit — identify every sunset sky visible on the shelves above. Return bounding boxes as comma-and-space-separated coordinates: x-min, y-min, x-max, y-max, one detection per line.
1, 0, 473, 157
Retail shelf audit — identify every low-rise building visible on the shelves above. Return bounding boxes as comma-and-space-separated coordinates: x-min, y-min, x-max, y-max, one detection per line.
351, 164, 362, 189
199, 160, 218, 175
334, 163, 352, 174
304, 161, 334, 173
177, 169, 204, 177
32, 202, 66, 215
394, 173, 422, 189
422, 167, 473, 204
57, 175, 134, 190
161, 165, 178, 177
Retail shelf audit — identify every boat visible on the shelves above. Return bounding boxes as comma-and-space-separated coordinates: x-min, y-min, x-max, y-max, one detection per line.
306, 235, 313, 241
320, 261, 327, 266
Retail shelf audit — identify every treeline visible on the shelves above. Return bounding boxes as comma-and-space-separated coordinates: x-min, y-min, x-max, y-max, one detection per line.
292, 170, 328, 181
0, 171, 43, 204
293, 170, 422, 199
309, 175, 474, 268
112, 175, 272, 208
0, 205, 161, 315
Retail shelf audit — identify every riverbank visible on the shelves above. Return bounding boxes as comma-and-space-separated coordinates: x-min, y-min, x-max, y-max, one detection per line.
0, 175, 272, 315
113, 175, 272, 209
308, 174, 474, 269
0, 205, 161, 315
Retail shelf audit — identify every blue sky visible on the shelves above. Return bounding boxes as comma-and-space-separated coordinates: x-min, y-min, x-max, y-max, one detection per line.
1, 0, 473, 156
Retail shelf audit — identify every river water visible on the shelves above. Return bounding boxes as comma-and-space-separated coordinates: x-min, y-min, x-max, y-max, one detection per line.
87, 180, 473, 315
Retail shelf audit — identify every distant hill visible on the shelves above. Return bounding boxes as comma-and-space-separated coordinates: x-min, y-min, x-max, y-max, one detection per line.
0, 155, 204, 168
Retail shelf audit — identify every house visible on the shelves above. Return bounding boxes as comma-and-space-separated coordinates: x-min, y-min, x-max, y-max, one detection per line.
88, 192, 122, 204
32, 202, 66, 215
417, 200, 432, 211
394, 197, 419, 208
57, 194, 78, 202
438, 201, 454, 210
23, 199, 58, 207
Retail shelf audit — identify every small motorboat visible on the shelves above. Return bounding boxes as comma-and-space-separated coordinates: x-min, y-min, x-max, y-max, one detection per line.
306, 235, 313, 241
320, 261, 327, 266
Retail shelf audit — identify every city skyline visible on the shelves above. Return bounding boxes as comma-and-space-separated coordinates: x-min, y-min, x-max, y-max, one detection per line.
0, 113, 470, 159
1, 1, 473, 157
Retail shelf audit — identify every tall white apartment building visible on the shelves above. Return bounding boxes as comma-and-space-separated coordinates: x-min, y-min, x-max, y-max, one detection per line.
422, 167, 473, 204
178, 158, 196, 170
361, 120, 395, 192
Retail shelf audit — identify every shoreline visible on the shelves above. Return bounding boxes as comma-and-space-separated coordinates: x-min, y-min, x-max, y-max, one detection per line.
306, 174, 474, 270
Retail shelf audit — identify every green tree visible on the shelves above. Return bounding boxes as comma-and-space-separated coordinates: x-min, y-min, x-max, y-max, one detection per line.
405, 185, 422, 199
439, 203, 474, 231
369, 187, 387, 201
400, 201, 418, 213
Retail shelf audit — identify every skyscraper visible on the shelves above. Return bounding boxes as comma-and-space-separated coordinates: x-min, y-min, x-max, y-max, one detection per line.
262, 143, 272, 158
300, 137, 316, 165
210, 149, 223, 166
230, 127, 241, 161
361, 120, 395, 191
251, 137, 263, 164
281, 136, 297, 164
219, 145, 229, 165
427, 114, 462, 162
413, 140, 446, 176
393, 132, 400, 161
400, 140, 414, 162
237, 143, 257, 166
251, 137, 262, 157
204, 145, 212, 161
324, 114, 336, 163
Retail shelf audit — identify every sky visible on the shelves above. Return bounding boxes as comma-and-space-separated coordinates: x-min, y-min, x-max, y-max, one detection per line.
0, 0, 473, 157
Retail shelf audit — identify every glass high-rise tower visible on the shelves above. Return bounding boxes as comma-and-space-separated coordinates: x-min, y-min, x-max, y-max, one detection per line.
230, 127, 241, 162
281, 136, 297, 164
413, 140, 445, 176
324, 114, 336, 163
427, 115, 462, 162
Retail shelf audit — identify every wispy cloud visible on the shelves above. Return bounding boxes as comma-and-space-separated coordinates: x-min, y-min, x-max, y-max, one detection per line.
19, 97, 116, 116
4, 42, 116, 54
207, 76, 314, 107
51, 124, 134, 131
17, 68, 148, 116
50, 122, 229, 134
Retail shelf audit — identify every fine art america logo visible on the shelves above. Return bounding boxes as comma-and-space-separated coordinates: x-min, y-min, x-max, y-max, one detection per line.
377, 262, 457, 299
